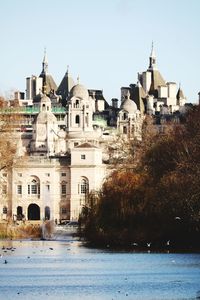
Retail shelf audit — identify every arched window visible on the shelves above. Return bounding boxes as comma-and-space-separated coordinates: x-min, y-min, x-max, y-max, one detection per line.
28, 177, 40, 196
75, 115, 80, 124
80, 178, 89, 195
123, 126, 127, 134
123, 112, 127, 120
75, 100, 79, 108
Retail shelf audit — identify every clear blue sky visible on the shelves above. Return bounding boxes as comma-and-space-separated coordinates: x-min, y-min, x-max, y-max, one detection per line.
0, 0, 200, 103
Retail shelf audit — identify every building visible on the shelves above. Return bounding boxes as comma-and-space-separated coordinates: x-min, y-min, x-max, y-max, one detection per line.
0, 46, 188, 222
121, 43, 187, 115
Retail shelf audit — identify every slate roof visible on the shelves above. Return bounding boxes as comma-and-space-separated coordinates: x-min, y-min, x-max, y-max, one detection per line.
130, 83, 146, 114
39, 72, 57, 94
57, 70, 75, 100
76, 142, 98, 149
88, 89, 110, 109
176, 87, 185, 99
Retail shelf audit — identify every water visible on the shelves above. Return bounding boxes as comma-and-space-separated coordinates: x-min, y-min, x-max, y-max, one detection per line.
0, 233, 200, 300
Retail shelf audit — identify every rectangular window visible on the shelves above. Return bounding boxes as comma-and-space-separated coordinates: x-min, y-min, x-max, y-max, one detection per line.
2, 185, 7, 195
61, 184, 67, 195
3, 207, 7, 214
81, 154, 86, 160
31, 184, 37, 194
17, 185, 22, 195
61, 207, 67, 214
45, 173, 50, 177
46, 185, 50, 191
81, 185, 87, 194
28, 185, 30, 194
18, 173, 22, 177
2, 173, 7, 177
61, 173, 66, 177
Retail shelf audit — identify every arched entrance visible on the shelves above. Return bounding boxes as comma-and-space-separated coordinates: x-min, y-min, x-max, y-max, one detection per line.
17, 206, 23, 220
44, 206, 50, 220
28, 204, 40, 220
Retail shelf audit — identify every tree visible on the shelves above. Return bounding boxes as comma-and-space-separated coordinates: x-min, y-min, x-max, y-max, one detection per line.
80, 106, 200, 249
0, 97, 20, 171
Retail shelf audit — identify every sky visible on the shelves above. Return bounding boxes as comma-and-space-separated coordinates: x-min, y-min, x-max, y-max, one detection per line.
0, 0, 200, 103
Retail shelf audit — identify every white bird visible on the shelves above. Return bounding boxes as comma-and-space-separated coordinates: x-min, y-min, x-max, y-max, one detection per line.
147, 242, 151, 247
175, 216, 181, 220
166, 240, 170, 246
132, 242, 138, 246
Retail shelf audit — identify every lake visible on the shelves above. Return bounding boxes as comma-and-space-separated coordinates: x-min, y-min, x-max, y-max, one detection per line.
0, 231, 200, 300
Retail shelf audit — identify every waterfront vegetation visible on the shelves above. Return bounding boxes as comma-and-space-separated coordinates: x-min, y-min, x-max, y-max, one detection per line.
0, 222, 41, 239
80, 106, 200, 249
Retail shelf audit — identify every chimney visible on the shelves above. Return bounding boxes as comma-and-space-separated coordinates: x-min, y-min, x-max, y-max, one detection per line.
112, 98, 118, 109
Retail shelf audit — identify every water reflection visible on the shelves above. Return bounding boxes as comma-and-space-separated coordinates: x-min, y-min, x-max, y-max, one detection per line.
0, 234, 200, 300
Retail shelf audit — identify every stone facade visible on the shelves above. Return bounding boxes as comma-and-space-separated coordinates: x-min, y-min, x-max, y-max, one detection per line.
0, 46, 188, 222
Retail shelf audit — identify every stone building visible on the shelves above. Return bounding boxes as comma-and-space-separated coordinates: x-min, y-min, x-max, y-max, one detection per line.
121, 43, 187, 115
0, 46, 187, 222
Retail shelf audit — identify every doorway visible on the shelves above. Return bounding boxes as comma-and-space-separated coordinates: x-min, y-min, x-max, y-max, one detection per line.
28, 203, 40, 220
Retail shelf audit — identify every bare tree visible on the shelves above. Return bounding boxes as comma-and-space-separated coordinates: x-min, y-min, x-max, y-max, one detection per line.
0, 97, 20, 171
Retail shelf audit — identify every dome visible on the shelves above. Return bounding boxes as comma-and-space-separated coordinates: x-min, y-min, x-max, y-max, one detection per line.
36, 111, 57, 124
120, 98, 137, 114
41, 94, 51, 103
70, 84, 89, 100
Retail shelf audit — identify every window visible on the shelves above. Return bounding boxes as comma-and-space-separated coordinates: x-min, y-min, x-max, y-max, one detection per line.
75, 100, 79, 108
17, 185, 22, 195
61, 173, 66, 177
75, 115, 80, 124
45, 173, 50, 177
2, 173, 7, 177
28, 179, 40, 195
46, 185, 50, 192
85, 113, 89, 126
18, 173, 22, 177
61, 184, 67, 195
81, 154, 86, 160
123, 126, 127, 134
2, 185, 7, 195
3, 207, 7, 214
61, 207, 67, 214
80, 178, 88, 194
31, 184, 37, 194
123, 113, 127, 120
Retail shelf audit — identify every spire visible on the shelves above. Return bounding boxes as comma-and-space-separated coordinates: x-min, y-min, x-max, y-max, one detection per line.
150, 41, 156, 58
42, 47, 48, 74
66, 65, 69, 74
149, 41, 157, 70
176, 83, 185, 100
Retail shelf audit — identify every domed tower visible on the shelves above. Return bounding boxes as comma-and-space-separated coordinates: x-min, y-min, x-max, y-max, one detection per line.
66, 82, 94, 135
31, 93, 58, 156
117, 91, 142, 140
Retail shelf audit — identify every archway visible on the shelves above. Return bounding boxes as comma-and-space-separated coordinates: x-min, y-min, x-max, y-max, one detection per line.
28, 204, 40, 220
45, 206, 50, 220
17, 206, 23, 220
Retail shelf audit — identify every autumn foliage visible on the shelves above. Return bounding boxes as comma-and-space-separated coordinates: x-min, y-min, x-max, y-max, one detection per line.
80, 106, 200, 249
